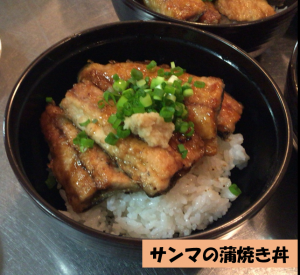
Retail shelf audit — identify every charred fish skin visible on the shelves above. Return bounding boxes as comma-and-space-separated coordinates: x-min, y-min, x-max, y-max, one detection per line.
143, 0, 206, 21
41, 104, 98, 213
59, 81, 187, 197
217, 92, 243, 137
41, 104, 140, 213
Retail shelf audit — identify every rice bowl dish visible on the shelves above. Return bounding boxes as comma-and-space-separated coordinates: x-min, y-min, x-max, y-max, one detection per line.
4, 22, 293, 260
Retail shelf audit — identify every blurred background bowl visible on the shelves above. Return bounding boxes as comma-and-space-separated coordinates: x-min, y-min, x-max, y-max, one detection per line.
4, 21, 293, 261
112, 0, 298, 57
284, 41, 298, 149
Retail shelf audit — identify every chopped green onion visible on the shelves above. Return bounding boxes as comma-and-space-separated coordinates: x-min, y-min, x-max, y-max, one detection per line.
46, 97, 53, 103
113, 79, 128, 92
139, 93, 152, 107
157, 68, 165, 77
116, 126, 131, 139
45, 174, 57, 189
188, 77, 193, 84
108, 114, 117, 124
79, 119, 91, 127
174, 102, 185, 117
181, 108, 188, 119
170, 61, 176, 69
146, 60, 157, 70
178, 144, 188, 159
98, 99, 105, 109
133, 106, 145, 114
151, 76, 165, 89
73, 131, 94, 152
164, 85, 176, 95
123, 88, 134, 99
179, 121, 189, 134
171, 66, 185, 77
112, 118, 122, 129
183, 88, 194, 97
194, 81, 206, 89
160, 106, 175, 122
165, 93, 176, 102
105, 132, 119, 145
131, 68, 143, 80
92, 119, 98, 124
116, 96, 128, 109
79, 138, 94, 152
229, 184, 242, 196
104, 91, 117, 106
108, 114, 122, 129
113, 74, 120, 81
153, 88, 164, 101
137, 79, 147, 88
167, 75, 179, 84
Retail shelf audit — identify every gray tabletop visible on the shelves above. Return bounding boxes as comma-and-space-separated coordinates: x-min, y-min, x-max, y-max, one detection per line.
0, 1, 298, 274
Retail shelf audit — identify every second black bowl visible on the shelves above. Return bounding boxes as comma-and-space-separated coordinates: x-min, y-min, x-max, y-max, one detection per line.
112, 0, 298, 57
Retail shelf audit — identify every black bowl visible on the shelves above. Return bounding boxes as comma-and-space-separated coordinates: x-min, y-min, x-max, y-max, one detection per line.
285, 41, 298, 149
112, 0, 298, 57
4, 21, 293, 261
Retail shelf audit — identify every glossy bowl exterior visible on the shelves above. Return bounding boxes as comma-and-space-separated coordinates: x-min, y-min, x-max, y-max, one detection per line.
285, 41, 298, 148
112, 0, 298, 57
4, 21, 293, 261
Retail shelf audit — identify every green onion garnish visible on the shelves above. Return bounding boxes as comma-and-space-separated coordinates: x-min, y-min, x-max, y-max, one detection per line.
113, 79, 128, 92
194, 81, 206, 89
131, 68, 143, 80
105, 132, 119, 145
229, 184, 242, 196
79, 119, 91, 127
113, 74, 120, 81
146, 60, 157, 70
45, 174, 57, 189
98, 99, 105, 109
178, 144, 188, 159
46, 97, 53, 103
171, 66, 185, 77
116, 126, 131, 139
73, 131, 94, 152
183, 89, 193, 97
139, 93, 152, 107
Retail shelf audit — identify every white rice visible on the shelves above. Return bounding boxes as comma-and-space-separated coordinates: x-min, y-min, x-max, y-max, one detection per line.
60, 133, 250, 239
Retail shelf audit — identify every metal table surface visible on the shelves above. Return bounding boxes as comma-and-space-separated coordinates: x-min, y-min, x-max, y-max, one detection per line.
0, 1, 298, 274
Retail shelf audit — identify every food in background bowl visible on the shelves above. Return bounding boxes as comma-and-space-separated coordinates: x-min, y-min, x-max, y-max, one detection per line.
142, 0, 280, 23
112, 0, 298, 57
40, 60, 250, 238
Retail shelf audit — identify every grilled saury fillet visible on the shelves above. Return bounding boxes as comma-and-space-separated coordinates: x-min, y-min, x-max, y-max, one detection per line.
143, 0, 206, 21
215, 0, 276, 21
41, 104, 139, 212
60, 80, 205, 197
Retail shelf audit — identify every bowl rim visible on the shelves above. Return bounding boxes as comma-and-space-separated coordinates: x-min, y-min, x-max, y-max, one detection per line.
288, 41, 298, 149
290, 41, 298, 94
3, 20, 294, 246
119, 0, 298, 28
